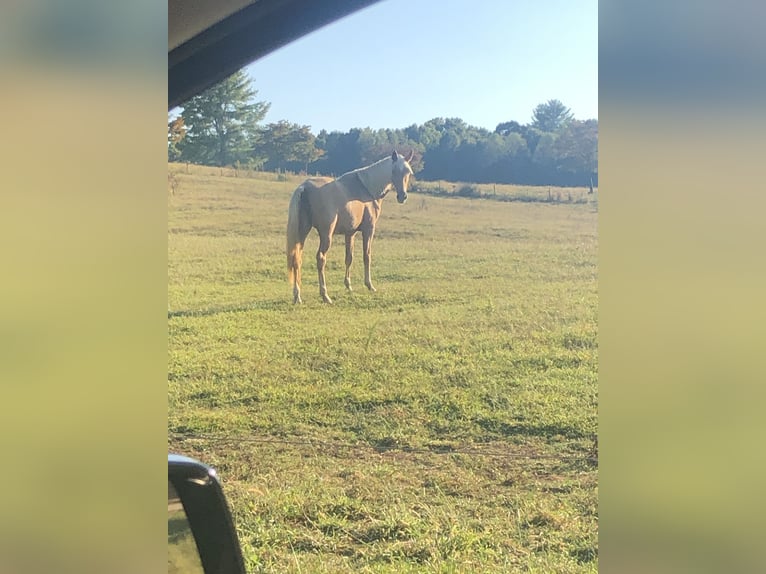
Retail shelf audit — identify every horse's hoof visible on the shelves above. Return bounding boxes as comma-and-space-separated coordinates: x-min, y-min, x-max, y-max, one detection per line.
366, 285, 377, 293
322, 297, 333, 304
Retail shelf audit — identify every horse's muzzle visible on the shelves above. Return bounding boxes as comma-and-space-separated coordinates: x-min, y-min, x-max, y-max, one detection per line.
397, 193, 408, 204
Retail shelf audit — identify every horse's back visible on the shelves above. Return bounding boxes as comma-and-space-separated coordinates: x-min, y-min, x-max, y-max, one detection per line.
300, 177, 334, 193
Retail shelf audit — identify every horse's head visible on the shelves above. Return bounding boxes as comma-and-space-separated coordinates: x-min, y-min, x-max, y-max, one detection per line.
391, 150, 414, 204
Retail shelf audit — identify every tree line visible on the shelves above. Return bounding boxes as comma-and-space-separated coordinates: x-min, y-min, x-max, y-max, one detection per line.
169, 70, 597, 187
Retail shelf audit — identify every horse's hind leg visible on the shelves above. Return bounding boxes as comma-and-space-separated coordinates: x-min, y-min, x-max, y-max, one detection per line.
288, 242, 304, 304
292, 235, 311, 305
292, 256, 303, 304
316, 229, 334, 304
344, 233, 355, 291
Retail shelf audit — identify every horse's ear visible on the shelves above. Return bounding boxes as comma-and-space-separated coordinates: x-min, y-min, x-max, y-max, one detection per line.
405, 149, 414, 163
391, 151, 398, 162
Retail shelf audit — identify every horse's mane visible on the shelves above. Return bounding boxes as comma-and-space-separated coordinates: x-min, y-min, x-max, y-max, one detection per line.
338, 156, 391, 179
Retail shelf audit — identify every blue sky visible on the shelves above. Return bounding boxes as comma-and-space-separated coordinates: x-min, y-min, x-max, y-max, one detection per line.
245, 0, 598, 133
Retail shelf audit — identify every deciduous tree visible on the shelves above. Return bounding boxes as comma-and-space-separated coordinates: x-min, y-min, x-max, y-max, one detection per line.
167, 116, 186, 162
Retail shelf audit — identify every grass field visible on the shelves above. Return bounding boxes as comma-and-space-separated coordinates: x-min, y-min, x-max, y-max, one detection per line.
168, 163, 598, 573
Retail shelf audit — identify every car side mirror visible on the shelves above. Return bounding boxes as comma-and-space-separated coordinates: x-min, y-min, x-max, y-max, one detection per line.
168, 454, 246, 574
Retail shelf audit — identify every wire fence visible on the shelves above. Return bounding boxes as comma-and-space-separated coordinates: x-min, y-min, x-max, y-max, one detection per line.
168, 431, 598, 465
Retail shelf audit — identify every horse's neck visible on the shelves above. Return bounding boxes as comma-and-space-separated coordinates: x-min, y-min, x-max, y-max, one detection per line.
356, 158, 392, 197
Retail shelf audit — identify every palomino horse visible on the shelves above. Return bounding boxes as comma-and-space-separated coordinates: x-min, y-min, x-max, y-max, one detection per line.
286, 150, 414, 304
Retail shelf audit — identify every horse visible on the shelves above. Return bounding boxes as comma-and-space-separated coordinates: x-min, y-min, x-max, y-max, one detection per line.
286, 150, 414, 304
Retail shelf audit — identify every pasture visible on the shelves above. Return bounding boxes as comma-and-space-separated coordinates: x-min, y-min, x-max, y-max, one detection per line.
168, 163, 598, 573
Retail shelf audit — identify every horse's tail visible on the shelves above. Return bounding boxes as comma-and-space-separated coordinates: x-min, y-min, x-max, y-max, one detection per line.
287, 184, 307, 287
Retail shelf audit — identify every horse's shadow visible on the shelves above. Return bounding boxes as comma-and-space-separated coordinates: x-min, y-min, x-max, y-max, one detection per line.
168, 299, 289, 319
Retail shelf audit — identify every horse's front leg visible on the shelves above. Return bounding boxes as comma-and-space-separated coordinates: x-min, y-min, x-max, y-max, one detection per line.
344, 233, 355, 291
362, 229, 376, 292
316, 230, 334, 304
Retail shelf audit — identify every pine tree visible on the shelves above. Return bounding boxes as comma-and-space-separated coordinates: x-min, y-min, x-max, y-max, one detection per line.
530, 99, 574, 133
178, 70, 270, 166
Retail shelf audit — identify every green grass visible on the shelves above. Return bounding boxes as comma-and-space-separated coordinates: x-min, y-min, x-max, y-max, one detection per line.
168, 163, 598, 573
